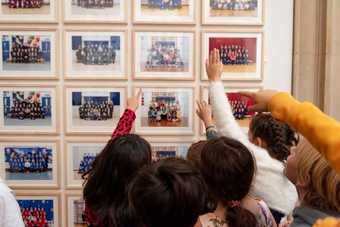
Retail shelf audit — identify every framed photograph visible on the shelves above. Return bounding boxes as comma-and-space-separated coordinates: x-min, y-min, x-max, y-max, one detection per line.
135, 86, 194, 135
0, 85, 58, 134
150, 142, 191, 162
202, 0, 263, 25
0, 0, 57, 22
64, 0, 126, 23
200, 85, 260, 134
65, 85, 126, 134
202, 31, 263, 81
66, 140, 106, 188
0, 30, 57, 79
66, 193, 86, 227
134, 31, 195, 80
133, 0, 195, 24
0, 139, 58, 188
16, 192, 60, 227
64, 30, 126, 79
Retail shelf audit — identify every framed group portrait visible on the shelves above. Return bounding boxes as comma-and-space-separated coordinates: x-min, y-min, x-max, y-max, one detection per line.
66, 192, 86, 227
16, 192, 60, 227
0, 30, 57, 79
0, 0, 57, 23
202, 31, 263, 81
200, 85, 261, 134
133, 31, 195, 80
0, 85, 58, 134
0, 139, 59, 189
63, 0, 126, 23
64, 30, 126, 79
150, 141, 191, 162
65, 85, 126, 134
134, 85, 195, 135
202, 0, 263, 25
65, 140, 106, 188
133, 0, 195, 24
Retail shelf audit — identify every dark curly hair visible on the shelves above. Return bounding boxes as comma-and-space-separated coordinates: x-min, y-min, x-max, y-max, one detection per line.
249, 113, 299, 162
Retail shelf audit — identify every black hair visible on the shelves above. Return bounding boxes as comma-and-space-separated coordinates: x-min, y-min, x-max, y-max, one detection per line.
83, 134, 152, 227
249, 113, 299, 162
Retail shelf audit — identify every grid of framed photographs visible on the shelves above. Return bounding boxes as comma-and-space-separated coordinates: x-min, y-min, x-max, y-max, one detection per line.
0, 0, 265, 226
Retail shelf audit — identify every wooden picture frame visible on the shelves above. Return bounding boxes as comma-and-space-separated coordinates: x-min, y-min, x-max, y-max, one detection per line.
202, 0, 264, 25
202, 30, 264, 81
0, 137, 59, 189
133, 29, 195, 80
64, 29, 127, 80
0, 29, 58, 80
200, 85, 262, 135
0, 0, 58, 23
15, 191, 60, 227
134, 84, 195, 136
64, 84, 127, 135
65, 138, 109, 189
133, 0, 195, 24
0, 84, 59, 134
63, 0, 127, 23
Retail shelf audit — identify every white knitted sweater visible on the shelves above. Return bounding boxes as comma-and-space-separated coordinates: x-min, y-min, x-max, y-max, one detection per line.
209, 81, 298, 214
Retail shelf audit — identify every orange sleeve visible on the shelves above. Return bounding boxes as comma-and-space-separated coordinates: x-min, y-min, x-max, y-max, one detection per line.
313, 217, 340, 227
269, 92, 340, 174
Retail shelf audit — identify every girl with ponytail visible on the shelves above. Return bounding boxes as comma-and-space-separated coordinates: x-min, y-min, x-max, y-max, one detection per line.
195, 137, 277, 227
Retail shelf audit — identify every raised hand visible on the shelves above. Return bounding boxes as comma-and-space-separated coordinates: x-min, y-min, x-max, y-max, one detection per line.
196, 100, 214, 128
239, 90, 279, 112
206, 48, 223, 82
127, 89, 142, 111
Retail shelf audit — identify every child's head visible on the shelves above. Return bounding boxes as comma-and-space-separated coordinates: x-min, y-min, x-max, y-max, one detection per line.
187, 140, 207, 169
249, 113, 298, 162
284, 137, 340, 212
200, 137, 258, 227
83, 134, 152, 226
129, 158, 207, 227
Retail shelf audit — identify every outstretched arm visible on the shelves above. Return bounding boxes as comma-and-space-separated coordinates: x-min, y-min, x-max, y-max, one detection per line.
111, 90, 141, 139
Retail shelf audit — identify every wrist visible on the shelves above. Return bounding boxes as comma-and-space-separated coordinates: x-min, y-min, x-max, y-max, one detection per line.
203, 119, 214, 128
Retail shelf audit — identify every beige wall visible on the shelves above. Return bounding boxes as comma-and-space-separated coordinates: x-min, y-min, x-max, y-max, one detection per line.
293, 0, 340, 120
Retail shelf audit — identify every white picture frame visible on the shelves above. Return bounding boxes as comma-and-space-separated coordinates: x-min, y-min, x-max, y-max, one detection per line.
64, 30, 126, 80
0, 30, 57, 79
63, 0, 126, 23
134, 85, 195, 135
150, 141, 191, 162
0, 85, 58, 134
66, 193, 86, 227
0, 0, 57, 23
133, 0, 195, 24
202, 31, 263, 81
202, 0, 264, 25
133, 31, 195, 80
65, 85, 126, 135
0, 139, 59, 188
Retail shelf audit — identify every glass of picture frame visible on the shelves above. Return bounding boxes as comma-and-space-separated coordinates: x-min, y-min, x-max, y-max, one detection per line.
65, 139, 107, 188
0, 30, 58, 79
133, 0, 195, 24
0, 84, 58, 134
134, 85, 195, 135
0, 139, 59, 189
133, 30, 195, 80
64, 84, 126, 135
150, 141, 191, 162
64, 30, 126, 80
200, 85, 261, 134
63, 0, 126, 23
202, 31, 263, 81
16, 191, 60, 227
202, 0, 264, 25
66, 192, 86, 227
0, 0, 57, 23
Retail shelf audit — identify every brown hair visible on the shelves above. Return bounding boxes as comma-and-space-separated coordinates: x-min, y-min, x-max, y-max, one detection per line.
296, 138, 340, 212
201, 137, 258, 227
187, 140, 207, 169
249, 113, 298, 162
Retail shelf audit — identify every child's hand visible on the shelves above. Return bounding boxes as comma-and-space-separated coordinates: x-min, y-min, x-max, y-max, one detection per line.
196, 101, 214, 128
206, 48, 223, 82
127, 89, 141, 111
239, 90, 279, 112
